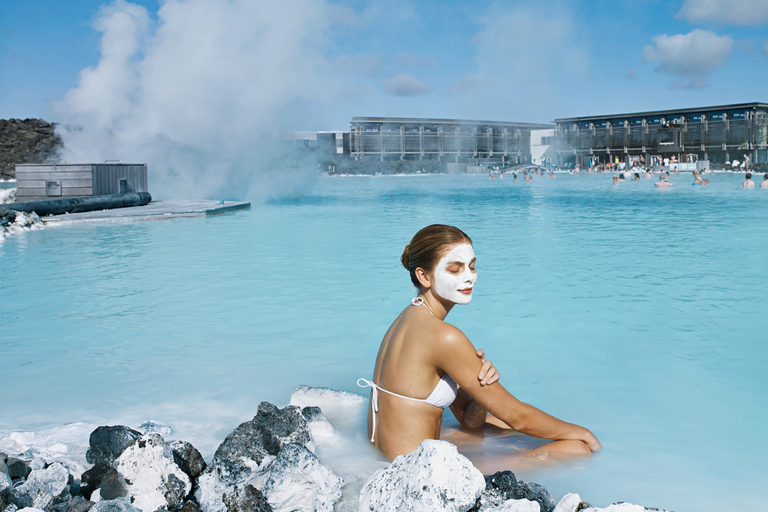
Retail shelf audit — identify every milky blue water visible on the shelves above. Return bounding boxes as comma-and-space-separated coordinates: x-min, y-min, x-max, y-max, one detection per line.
1, 173, 766, 511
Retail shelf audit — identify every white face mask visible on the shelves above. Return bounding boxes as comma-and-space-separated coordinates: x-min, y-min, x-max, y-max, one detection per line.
433, 243, 477, 304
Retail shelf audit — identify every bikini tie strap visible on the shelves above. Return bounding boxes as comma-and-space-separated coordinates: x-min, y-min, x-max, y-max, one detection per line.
357, 378, 379, 443
357, 377, 429, 443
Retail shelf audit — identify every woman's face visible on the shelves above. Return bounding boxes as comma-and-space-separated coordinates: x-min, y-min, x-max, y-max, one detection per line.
432, 242, 477, 305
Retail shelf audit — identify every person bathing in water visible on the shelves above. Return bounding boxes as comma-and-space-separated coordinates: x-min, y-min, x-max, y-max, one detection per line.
359, 225, 601, 461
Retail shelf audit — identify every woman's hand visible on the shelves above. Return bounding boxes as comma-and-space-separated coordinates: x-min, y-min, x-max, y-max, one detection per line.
581, 428, 602, 452
476, 349, 499, 386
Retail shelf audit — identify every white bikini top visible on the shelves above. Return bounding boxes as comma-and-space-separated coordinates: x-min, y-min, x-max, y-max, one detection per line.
356, 297, 459, 443
357, 375, 458, 443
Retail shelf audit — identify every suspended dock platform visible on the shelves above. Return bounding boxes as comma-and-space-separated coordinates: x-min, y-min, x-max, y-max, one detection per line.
41, 199, 250, 225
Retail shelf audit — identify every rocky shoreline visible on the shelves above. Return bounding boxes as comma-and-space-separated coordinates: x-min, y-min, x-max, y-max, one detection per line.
0, 206, 42, 240
1, 389, 670, 512
0, 119, 62, 180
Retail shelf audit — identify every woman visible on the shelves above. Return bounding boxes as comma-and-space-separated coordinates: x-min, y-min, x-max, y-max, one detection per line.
359, 225, 601, 461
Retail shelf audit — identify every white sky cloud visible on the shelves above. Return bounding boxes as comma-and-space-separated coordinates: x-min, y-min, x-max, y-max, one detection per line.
643, 29, 733, 88
383, 74, 434, 96
677, 0, 768, 26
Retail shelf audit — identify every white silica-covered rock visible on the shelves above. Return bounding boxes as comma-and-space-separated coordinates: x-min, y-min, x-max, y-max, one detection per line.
0, 471, 12, 492
553, 493, 582, 512
479, 499, 541, 512
115, 433, 191, 512
359, 439, 485, 512
261, 443, 343, 512
581, 504, 671, 512
13, 462, 69, 506
195, 468, 236, 512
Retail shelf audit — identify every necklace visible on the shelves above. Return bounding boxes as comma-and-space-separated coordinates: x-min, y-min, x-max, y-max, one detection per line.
411, 296, 435, 317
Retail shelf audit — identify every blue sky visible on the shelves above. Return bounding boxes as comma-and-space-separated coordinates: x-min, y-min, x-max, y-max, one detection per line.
2, 0, 768, 128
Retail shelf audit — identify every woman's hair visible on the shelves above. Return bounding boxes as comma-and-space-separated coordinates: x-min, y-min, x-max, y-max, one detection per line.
401, 225, 472, 288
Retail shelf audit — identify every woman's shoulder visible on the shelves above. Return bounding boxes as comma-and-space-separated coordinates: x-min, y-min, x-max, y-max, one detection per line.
430, 320, 472, 348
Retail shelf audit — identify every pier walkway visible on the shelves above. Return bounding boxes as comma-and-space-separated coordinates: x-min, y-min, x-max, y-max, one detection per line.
41, 199, 250, 225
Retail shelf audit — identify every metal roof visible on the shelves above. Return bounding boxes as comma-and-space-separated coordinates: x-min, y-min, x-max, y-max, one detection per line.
554, 102, 768, 123
351, 116, 553, 129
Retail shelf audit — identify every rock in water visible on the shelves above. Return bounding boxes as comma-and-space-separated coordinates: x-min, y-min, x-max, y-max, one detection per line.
68, 495, 96, 512
12, 462, 70, 509
7, 458, 31, 480
170, 440, 207, 481
212, 402, 313, 484
579, 504, 672, 512
222, 485, 273, 512
86, 427, 142, 467
359, 439, 485, 512
178, 501, 201, 512
261, 444, 342, 512
196, 402, 334, 512
89, 497, 142, 512
478, 500, 541, 512
0, 472, 11, 492
115, 434, 191, 512
81, 463, 112, 500
553, 493, 582, 512
98, 468, 129, 501
135, 421, 172, 437
479, 471, 556, 512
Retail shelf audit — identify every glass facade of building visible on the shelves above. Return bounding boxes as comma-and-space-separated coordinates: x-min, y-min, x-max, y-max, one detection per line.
554, 103, 768, 167
350, 117, 552, 165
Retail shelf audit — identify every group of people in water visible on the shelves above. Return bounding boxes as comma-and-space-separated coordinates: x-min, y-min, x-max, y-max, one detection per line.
488, 167, 555, 181
609, 168, 767, 189
740, 172, 768, 188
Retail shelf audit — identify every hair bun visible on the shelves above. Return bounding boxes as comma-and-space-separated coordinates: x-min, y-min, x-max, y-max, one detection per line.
401, 243, 411, 270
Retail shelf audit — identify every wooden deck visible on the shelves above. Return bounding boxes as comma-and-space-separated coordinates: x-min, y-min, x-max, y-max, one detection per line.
41, 199, 250, 224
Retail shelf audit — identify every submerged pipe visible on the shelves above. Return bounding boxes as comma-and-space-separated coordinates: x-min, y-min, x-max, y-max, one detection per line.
7, 192, 152, 216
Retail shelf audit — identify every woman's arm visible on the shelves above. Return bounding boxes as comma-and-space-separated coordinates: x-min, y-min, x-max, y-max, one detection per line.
434, 326, 601, 451
450, 349, 500, 429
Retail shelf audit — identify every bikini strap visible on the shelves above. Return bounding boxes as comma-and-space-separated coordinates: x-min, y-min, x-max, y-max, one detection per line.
357, 378, 428, 443
411, 297, 434, 316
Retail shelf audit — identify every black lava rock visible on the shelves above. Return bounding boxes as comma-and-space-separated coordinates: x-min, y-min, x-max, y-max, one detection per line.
170, 441, 207, 482
212, 402, 311, 483
483, 470, 557, 512
51, 500, 70, 512
86, 426, 142, 467
81, 463, 111, 499
515, 480, 557, 512
99, 468, 129, 500
178, 500, 200, 512
484, 470, 518, 500
7, 458, 31, 480
222, 484, 273, 512
69, 495, 95, 512
301, 406, 323, 422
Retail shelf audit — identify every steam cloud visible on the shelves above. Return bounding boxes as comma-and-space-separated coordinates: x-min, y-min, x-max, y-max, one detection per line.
55, 0, 343, 201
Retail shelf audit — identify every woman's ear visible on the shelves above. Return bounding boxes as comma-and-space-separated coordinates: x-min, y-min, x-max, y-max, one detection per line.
415, 267, 431, 289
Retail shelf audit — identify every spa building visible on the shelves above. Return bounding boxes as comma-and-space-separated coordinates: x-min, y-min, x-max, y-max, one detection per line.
553, 102, 768, 168
348, 117, 552, 168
